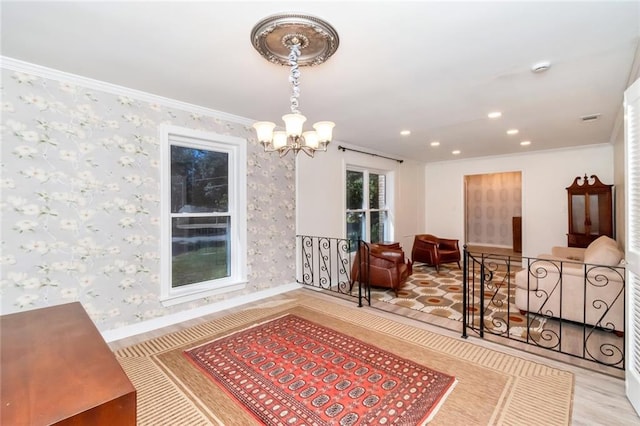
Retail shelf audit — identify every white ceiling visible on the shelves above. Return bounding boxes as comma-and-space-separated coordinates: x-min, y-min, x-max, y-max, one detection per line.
2, 1, 639, 163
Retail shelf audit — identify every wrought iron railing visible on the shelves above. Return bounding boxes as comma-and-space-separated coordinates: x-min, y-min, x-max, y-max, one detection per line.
296, 236, 625, 370
462, 247, 625, 370
297, 235, 373, 306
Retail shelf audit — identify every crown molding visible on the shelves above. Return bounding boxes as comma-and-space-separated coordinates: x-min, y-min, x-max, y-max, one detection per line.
0, 56, 254, 126
425, 142, 614, 166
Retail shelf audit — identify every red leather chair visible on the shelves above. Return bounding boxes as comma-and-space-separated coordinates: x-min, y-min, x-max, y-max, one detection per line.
411, 234, 461, 271
350, 243, 412, 296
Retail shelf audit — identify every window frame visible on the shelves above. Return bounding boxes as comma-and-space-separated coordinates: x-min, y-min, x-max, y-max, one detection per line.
160, 125, 247, 306
344, 165, 393, 245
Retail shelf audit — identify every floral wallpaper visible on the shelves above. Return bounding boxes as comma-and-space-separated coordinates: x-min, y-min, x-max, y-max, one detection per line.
0, 66, 296, 331
466, 172, 522, 247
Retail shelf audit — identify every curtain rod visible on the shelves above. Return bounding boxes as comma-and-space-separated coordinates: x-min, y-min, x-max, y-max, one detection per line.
337, 145, 404, 163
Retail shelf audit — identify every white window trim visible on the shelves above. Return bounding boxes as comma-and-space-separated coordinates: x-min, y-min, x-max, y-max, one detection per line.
159, 125, 247, 306
344, 165, 394, 243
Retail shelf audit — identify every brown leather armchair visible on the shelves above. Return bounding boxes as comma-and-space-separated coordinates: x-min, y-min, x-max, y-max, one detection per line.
411, 234, 461, 271
350, 243, 412, 296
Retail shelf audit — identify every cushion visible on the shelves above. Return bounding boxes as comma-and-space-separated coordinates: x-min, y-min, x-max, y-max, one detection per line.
584, 236, 616, 261
515, 268, 536, 290
583, 237, 623, 266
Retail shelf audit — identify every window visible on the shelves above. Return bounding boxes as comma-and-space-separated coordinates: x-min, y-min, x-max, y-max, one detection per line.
345, 167, 391, 249
160, 125, 247, 306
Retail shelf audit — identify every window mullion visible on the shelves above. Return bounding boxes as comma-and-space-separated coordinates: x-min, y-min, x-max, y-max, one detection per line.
363, 170, 370, 241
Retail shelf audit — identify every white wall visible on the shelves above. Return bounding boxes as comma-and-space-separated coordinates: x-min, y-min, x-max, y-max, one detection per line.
394, 158, 426, 251
296, 143, 425, 251
295, 145, 344, 239
296, 142, 615, 258
425, 145, 615, 257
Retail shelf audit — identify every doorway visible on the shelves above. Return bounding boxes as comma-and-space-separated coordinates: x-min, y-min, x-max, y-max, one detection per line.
464, 171, 522, 253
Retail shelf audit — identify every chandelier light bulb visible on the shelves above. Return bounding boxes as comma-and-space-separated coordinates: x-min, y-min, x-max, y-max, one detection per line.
313, 121, 335, 142
252, 121, 276, 143
272, 131, 288, 149
302, 131, 319, 148
282, 113, 306, 137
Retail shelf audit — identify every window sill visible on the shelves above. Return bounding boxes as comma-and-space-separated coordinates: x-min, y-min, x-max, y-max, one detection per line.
160, 281, 247, 307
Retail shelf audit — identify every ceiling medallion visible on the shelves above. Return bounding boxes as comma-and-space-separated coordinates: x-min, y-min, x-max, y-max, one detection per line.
250, 13, 339, 67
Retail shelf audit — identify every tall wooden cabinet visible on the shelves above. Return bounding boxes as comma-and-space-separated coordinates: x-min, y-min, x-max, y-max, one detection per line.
566, 174, 614, 248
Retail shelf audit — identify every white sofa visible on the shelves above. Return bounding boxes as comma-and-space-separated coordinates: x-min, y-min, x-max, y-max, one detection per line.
514, 236, 625, 333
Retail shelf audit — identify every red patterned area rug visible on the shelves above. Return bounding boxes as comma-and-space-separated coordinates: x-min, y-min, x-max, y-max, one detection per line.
183, 314, 457, 425
115, 295, 574, 425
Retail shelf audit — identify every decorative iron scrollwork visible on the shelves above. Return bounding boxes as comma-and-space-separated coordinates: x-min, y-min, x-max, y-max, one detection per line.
463, 249, 625, 370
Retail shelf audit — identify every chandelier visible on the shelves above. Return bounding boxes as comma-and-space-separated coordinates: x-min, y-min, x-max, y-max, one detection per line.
250, 13, 339, 157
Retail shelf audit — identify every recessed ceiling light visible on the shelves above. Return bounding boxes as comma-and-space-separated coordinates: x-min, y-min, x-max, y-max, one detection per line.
452, 150, 461, 155
520, 140, 531, 146
506, 129, 519, 135
400, 130, 411, 136
430, 141, 440, 147
488, 111, 502, 119
531, 61, 551, 73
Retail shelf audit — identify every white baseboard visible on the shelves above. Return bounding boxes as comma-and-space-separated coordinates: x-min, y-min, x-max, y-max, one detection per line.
101, 282, 302, 342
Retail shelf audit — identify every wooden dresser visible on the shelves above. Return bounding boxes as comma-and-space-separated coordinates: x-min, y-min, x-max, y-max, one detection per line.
1, 302, 136, 425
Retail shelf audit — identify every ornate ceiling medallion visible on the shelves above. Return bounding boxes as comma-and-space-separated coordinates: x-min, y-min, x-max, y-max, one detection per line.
250, 13, 339, 67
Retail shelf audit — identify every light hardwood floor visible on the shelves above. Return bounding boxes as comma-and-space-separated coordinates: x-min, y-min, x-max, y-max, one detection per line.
109, 288, 639, 425
367, 290, 625, 378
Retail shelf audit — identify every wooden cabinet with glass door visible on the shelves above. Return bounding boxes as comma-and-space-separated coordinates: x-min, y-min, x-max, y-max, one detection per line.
566, 174, 614, 248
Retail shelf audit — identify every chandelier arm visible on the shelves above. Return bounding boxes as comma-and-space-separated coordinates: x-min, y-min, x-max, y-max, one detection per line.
300, 146, 316, 157
260, 141, 277, 153
278, 145, 293, 157
289, 43, 301, 114
315, 142, 329, 152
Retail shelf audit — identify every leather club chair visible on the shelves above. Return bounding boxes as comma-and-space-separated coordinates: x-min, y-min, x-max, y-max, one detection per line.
350, 243, 412, 296
411, 234, 461, 272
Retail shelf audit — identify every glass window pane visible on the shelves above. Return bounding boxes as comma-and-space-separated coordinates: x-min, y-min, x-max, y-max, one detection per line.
370, 210, 387, 243
171, 216, 230, 287
571, 195, 586, 234
171, 146, 229, 213
346, 212, 365, 251
346, 170, 363, 210
589, 194, 600, 234
369, 173, 385, 209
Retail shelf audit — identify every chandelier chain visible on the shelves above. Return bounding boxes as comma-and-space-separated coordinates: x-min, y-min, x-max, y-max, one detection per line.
288, 43, 301, 114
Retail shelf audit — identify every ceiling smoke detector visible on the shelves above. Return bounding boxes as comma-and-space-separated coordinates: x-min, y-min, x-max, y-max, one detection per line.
531, 61, 551, 73
581, 113, 601, 122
